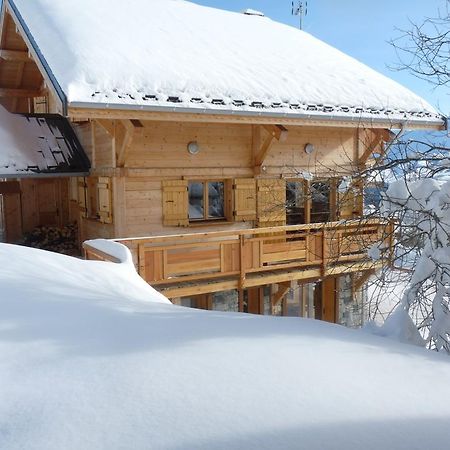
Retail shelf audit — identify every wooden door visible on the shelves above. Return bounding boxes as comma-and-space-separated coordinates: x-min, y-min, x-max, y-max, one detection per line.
37, 180, 60, 227
314, 277, 337, 323
246, 287, 264, 314
3, 193, 22, 242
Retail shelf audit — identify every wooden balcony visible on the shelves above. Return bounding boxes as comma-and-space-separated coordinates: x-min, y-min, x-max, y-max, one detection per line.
84, 219, 392, 299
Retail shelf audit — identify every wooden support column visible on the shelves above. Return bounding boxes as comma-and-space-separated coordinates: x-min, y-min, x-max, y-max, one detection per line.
354, 269, 375, 291
322, 277, 338, 323
304, 180, 311, 224
271, 281, 291, 314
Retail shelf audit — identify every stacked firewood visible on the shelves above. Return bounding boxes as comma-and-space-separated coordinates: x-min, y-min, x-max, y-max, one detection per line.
22, 223, 80, 256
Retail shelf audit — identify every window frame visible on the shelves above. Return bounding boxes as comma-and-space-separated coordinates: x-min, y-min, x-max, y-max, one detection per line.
188, 179, 230, 223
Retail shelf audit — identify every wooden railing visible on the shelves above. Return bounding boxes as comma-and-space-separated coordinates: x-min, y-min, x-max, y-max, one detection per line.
84, 219, 391, 297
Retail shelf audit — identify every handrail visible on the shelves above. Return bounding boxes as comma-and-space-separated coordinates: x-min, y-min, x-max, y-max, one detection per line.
84, 218, 390, 296
114, 218, 388, 245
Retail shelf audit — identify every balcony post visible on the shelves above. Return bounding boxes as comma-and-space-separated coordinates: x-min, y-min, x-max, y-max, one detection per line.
239, 234, 246, 289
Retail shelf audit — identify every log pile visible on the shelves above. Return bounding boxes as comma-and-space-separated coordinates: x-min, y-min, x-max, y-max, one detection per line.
22, 223, 80, 256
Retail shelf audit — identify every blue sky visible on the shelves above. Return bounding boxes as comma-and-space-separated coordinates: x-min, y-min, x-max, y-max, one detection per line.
192, 0, 449, 116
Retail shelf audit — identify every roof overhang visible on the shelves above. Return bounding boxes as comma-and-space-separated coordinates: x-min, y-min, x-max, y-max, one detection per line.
4, 0, 67, 114
0, 112, 91, 179
68, 102, 447, 131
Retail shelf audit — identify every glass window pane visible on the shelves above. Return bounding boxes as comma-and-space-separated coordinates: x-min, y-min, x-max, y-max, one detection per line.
311, 181, 330, 223
208, 182, 225, 218
188, 182, 204, 219
286, 181, 305, 225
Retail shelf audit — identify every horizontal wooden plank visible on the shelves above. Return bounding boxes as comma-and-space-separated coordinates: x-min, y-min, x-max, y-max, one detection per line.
167, 259, 221, 275
0, 87, 42, 97
0, 49, 30, 62
262, 249, 306, 263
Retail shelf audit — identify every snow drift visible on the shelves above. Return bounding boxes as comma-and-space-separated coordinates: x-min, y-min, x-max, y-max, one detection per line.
1, 243, 450, 450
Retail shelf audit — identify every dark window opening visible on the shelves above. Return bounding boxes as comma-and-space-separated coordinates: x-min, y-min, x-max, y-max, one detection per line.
286, 181, 305, 225
310, 181, 331, 223
189, 181, 225, 221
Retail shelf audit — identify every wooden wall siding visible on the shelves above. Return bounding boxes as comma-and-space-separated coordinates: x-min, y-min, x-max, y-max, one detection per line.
122, 176, 252, 237
2, 192, 22, 242
80, 218, 114, 242
126, 121, 252, 169
93, 122, 114, 168
20, 178, 69, 233
73, 123, 94, 164
122, 121, 357, 176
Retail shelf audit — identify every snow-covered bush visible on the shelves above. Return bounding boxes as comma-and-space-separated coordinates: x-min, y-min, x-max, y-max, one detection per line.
367, 132, 450, 352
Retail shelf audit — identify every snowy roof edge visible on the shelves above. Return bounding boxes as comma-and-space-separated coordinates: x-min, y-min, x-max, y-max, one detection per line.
69, 100, 447, 129
7, 0, 447, 128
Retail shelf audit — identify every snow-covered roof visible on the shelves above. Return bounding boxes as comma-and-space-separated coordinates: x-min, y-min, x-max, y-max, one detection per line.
10, 0, 444, 125
0, 105, 89, 177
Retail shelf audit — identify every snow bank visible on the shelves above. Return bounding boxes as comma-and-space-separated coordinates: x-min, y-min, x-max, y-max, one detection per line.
12, 0, 440, 122
2, 243, 450, 450
84, 238, 135, 266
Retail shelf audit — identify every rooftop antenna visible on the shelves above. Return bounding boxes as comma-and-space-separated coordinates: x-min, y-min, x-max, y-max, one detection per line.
291, 1, 307, 30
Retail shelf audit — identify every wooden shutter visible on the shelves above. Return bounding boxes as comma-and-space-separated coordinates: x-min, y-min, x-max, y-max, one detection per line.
233, 178, 257, 222
97, 177, 113, 223
77, 177, 87, 218
162, 180, 188, 226
257, 179, 286, 227
338, 180, 363, 220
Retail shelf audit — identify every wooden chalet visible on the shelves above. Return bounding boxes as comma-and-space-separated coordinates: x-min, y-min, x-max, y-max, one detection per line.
0, 0, 445, 325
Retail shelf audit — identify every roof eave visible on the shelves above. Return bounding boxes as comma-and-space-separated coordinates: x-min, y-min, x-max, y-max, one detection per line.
0, 171, 89, 180
68, 101, 446, 130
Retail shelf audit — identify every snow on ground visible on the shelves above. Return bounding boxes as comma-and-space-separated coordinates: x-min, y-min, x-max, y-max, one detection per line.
13, 0, 440, 122
2, 243, 450, 450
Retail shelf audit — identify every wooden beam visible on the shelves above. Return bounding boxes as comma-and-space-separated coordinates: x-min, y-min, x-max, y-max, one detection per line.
254, 132, 276, 167
0, 49, 30, 62
116, 119, 140, 167
254, 124, 289, 170
68, 108, 446, 130
263, 124, 288, 142
271, 281, 291, 307
359, 129, 385, 165
353, 269, 375, 291
95, 119, 115, 136
0, 87, 41, 98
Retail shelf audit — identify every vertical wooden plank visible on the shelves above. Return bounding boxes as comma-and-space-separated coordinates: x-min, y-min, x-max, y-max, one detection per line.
91, 121, 96, 169
138, 244, 146, 279
322, 277, 337, 323
257, 178, 286, 227
162, 180, 188, 226
238, 289, 244, 312
113, 176, 126, 237
233, 178, 257, 222
304, 180, 311, 224
3, 193, 22, 242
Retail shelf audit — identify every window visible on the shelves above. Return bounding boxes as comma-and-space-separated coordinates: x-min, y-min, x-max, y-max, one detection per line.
310, 181, 331, 223
188, 181, 225, 221
286, 180, 305, 225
